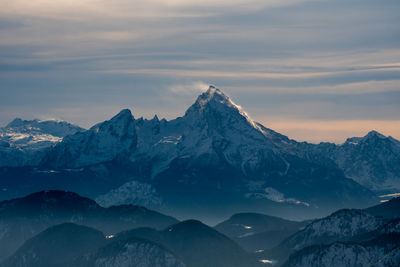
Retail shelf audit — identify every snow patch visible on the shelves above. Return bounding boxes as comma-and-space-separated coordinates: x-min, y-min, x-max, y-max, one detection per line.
259, 259, 277, 264
96, 180, 162, 207
245, 187, 310, 207
379, 192, 400, 198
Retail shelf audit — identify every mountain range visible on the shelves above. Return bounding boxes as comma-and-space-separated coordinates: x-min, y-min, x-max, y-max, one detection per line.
1, 191, 400, 267
0, 86, 399, 222
0, 118, 84, 167
0, 190, 178, 261
0, 191, 260, 267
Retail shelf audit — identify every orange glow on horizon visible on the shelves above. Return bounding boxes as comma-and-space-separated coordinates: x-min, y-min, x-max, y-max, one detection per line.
259, 119, 400, 144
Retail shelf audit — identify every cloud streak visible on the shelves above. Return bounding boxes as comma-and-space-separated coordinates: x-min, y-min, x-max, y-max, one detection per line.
0, 0, 399, 142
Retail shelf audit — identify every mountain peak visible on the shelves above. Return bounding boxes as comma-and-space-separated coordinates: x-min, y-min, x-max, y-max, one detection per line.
345, 130, 387, 145
111, 109, 133, 121
180, 85, 269, 147
185, 86, 255, 124
5, 118, 24, 128
365, 130, 386, 139
90, 108, 134, 130
201, 85, 228, 104
204, 85, 220, 95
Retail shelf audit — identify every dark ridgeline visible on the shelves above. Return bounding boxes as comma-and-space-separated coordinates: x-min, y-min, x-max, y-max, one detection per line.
0, 190, 178, 261
2, 223, 107, 267
1, 217, 260, 267
365, 197, 400, 219
1, 193, 400, 267
112, 220, 260, 267
214, 212, 310, 251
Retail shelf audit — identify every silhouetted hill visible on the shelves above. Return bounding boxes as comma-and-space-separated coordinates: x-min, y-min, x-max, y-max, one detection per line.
215, 212, 310, 251
2, 223, 106, 267
0, 190, 178, 261
115, 220, 261, 267
365, 197, 400, 219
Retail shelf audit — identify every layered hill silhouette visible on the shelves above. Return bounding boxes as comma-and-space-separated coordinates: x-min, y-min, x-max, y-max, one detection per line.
0, 190, 178, 261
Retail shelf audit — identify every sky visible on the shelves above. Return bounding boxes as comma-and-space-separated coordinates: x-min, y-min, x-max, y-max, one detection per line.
0, 0, 399, 143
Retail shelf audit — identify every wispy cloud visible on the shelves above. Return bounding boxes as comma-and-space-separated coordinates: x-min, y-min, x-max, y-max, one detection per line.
168, 81, 209, 95
1, 0, 399, 142
101, 66, 400, 89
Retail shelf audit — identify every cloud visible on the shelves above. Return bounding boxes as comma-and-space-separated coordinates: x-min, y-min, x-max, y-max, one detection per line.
101, 66, 400, 89
225, 80, 400, 96
168, 81, 210, 95
1, 0, 307, 20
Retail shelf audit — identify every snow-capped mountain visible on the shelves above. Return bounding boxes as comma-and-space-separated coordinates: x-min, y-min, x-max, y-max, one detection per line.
294, 130, 400, 192
330, 131, 400, 192
43, 87, 288, 172
41, 109, 136, 168
0, 86, 380, 221
0, 118, 84, 167
281, 207, 400, 267
265, 209, 385, 264
4, 118, 84, 137
285, 209, 384, 249
2, 87, 398, 196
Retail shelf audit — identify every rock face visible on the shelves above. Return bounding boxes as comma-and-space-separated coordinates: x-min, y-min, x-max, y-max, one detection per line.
308, 130, 400, 192
41, 109, 137, 168
0, 118, 84, 167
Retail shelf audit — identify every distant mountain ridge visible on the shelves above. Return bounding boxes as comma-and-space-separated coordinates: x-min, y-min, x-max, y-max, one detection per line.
2, 223, 187, 267
0, 190, 178, 261
1, 86, 398, 221
214, 212, 310, 251
111, 219, 260, 267
2, 192, 399, 267
278, 199, 400, 267
0, 118, 84, 167
295, 130, 400, 192
262, 197, 400, 266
